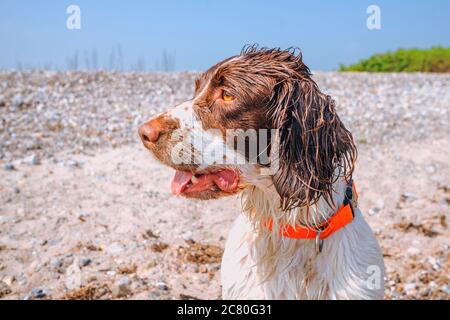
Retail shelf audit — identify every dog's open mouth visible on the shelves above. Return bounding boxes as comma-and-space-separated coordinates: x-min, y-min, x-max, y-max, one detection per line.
171, 169, 239, 196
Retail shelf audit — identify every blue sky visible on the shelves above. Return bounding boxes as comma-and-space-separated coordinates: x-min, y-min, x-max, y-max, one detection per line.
0, 0, 449, 71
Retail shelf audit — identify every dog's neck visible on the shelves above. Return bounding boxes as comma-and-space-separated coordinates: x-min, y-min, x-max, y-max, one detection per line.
239, 179, 348, 286
222, 177, 383, 299
242, 178, 347, 231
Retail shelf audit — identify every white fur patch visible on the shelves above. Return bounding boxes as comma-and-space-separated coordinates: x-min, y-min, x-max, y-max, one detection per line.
165, 97, 253, 171
221, 179, 386, 300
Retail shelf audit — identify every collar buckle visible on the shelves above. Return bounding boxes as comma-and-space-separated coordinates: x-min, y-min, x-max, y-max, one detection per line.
315, 231, 323, 253
344, 179, 358, 214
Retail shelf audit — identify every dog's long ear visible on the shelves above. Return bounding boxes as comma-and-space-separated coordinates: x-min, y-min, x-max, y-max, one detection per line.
269, 73, 357, 211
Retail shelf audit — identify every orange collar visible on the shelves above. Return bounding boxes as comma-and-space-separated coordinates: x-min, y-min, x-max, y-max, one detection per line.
265, 182, 358, 241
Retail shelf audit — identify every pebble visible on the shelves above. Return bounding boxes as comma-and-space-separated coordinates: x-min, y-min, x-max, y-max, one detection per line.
199, 265, 208, 273
189, 265, 199, 273
3, 163, 14, 171
23, 154, 40, 166
148, 291, 161, 299
106, 242, 126, 256
425, 164, 437, 174
1, 276, 14, 287
78, 212, 90, 221
390, 290, 402, 299
368, 207, 381, 216
65, 259, 82, 290
50, 257, 63, 271
79, 257, 92, 267
155, 281, 169, 291
441, 285, 450, 295
404, 283, 417, 295
419, 288, 430, 297
112, 276, 131, 298
0, 280, 12, 298
12, 95, 23, 109
64, 159, 84, 168
428, 257, 441, 270
406, 247, 421, 256
182, 231, 193, 241
402, 192, 419, 201
30, 288, 47, 299
1, 71, 448, 163
62, 254, 74, 267
16, 273, 28, 286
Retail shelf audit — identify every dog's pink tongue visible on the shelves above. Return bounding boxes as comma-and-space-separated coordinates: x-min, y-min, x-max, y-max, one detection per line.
171, 171, 193, 195
171, 169, 239, 195
212, 170, 239, 192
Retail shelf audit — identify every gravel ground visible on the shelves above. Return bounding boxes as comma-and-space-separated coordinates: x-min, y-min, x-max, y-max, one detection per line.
0, 71, 449, 162
0, 71, 449, 300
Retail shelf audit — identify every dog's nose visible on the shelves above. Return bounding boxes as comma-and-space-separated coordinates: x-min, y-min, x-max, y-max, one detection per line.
139, 120, 161, 145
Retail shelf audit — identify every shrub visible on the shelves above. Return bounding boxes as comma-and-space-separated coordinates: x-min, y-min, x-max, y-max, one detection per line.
339, 47, 450, 73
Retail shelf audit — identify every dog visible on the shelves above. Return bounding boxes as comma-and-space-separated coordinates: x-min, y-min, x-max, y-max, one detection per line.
138, 46, 385, 299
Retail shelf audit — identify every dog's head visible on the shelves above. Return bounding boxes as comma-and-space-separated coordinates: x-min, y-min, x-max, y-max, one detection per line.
139, 46, 356, 209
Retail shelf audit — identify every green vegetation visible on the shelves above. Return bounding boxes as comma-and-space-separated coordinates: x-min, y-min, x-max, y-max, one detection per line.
339, 47, 450, 73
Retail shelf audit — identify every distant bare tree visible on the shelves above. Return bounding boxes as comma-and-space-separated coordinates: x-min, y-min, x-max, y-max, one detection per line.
43, 61, 53, 70
84, 50, 90, 70
161, 49, 175, 71
109, 47, 116, 70
133, 56, 146, 71
91, 48, 98, 70
66, 51, 79, 70
108, 44, 125, 71
117, 44, 124, 71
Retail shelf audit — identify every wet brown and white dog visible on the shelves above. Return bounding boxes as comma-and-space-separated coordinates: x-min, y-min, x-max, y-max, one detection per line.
139, 47, 385, 299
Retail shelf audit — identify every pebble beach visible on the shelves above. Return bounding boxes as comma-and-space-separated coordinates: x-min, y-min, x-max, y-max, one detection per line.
0, 71, 449, 300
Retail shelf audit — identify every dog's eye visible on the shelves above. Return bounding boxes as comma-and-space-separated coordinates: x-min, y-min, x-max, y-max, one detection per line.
222, 91, 235, 102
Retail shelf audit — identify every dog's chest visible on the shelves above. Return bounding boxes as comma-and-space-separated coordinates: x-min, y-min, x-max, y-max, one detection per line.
220, 215, 327, 299
220, 213, 385, 300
